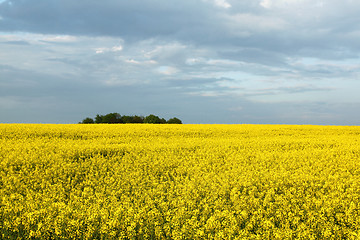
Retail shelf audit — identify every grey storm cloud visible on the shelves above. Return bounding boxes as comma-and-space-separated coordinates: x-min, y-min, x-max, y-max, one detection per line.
1, 0, 360, 58
1, 0, 360, 124
0, 1, 218, 40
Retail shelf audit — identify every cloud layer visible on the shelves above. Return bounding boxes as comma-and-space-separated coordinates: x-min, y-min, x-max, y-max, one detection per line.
0, 0, 360, 124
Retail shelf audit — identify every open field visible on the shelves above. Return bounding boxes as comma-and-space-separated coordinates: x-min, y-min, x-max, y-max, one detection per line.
1, 124, 360, 239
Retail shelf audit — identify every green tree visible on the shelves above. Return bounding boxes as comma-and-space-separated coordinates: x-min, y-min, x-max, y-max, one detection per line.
167, 117, 182, 124
121, 115, 145, 123
81, 113, 180, 124
121, 116, 133, 123
102, 113, 122, 123
95, 114, 104, 124
132, 115, 144, 123
81, 117, 95, 124
144, 114, 162, 124
121, 115, 134, 123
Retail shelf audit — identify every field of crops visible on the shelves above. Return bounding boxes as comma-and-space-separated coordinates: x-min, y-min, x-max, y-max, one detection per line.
1, 124, 360, 239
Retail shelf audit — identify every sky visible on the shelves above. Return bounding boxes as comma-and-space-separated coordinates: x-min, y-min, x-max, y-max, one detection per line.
0, 0, 360, 124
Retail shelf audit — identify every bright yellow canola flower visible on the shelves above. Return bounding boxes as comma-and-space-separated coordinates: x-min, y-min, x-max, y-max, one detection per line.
0, 124, 360, 239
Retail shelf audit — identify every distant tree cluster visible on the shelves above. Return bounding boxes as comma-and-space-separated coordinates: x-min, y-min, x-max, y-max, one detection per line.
80, 113, 182, 124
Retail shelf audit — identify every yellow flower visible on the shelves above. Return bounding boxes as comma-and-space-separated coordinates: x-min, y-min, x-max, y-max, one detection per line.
0, 124, 360, 239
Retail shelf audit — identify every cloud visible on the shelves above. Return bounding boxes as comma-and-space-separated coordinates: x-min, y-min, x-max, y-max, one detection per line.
156, 66, 179, 75
213, 0, 232, 9
260, 0, 272, 8
0, 1, 216, 41
245, 85, 333, 97
1, 1, 360, 124
1, 40, 29, 45
111, 45, 123, 52
42, 35, 78, 43
0, 96, 21, 109
225, 13, 288, 33
95, 48, 107, 54
125, 59, 140, 64
94, 45, 123, 54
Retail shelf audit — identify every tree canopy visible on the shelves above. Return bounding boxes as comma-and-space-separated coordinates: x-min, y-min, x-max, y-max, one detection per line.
80, 113, 182, 124
167, 117, 182, 124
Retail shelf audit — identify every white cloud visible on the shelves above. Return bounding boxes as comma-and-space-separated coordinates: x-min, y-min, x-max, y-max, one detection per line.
185, 57, 206, 65
266, 0, 308, 7
202, 0, 231, 9
145, 60, 158, 65
225, 13, 288, 32
0, 32, 44, 44
206, 58, 240, 66
157, 66, 179, 75
95, 45, 123, 54
143, 42, 187, 59
259, 0, 324, 12
95, 47, 107, 54
111, 45, 123, 52
125, 59, 140, 64
124, 59, 157, 65
214, 0, 231, 9
42, 35, 78, 42
260, 0, 272, 8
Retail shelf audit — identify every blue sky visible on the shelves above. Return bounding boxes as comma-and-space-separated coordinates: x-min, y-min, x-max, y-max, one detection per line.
0, 0, 360, 124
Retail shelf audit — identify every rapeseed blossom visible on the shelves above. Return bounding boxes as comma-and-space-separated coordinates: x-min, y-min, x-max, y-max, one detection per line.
0, 124, 360, 239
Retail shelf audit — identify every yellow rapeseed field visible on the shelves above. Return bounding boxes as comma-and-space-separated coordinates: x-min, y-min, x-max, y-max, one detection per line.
1, 124, 360, 239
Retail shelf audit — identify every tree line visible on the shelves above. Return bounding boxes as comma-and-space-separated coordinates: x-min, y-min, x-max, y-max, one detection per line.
80, 113, 182, 124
